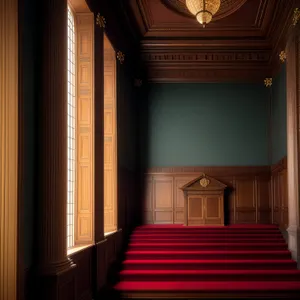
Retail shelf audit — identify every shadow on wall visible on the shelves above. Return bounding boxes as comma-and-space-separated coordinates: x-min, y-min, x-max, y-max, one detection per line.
135, 81, 151, 226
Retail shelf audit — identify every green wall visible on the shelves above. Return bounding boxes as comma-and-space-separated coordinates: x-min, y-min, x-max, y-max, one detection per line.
140, 83, 269, 167
271, 64, 287, 164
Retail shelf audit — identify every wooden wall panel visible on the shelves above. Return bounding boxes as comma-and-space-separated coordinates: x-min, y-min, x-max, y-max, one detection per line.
153, 177, 174, 223
143, 166, 272, 225
103, 34, 117, 233
70, 247, 93, 300
76, 13, 94, 244
271, 157, 288, 228
174, 177, 194, 223
256, 176, 271, 223
235, 178, 256, 223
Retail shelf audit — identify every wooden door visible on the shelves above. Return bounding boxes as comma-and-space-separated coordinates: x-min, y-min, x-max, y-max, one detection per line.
204, 196, 223, 225
187, 195, 205, 225
104, 35, 117, 233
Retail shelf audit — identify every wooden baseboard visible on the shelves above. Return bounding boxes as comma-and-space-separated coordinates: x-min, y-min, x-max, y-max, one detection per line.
121, 291, 300, 299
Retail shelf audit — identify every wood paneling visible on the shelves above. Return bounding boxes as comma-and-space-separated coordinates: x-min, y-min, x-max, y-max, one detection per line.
70, 246, 93, 300
153, 176, 173, 223
104, 34, 117, 233
271, 157, 288, 228
143, 166, 271, 224
188, 196, 204, 225
76, 13, 94, 245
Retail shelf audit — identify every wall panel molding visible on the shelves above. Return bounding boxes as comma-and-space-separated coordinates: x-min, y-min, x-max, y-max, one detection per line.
143, 166, 271, 224
76, 12, 95, 245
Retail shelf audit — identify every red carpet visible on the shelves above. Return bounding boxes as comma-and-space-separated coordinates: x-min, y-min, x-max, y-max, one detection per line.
114, 225, 300, 298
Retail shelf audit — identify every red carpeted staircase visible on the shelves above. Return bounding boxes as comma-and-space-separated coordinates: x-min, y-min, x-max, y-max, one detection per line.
114, 224, 300, 299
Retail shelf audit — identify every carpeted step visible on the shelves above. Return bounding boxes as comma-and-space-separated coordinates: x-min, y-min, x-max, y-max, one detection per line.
133, 230, 281, 235
135, 224, 279, 229
119, 269, 300, 282
130, 233, 284, 239
114, 280, 300, 294
128, 242, 288, 251
122, 259, 297, 270
115, 224, 297, 298
125, 250, 291, 260
129, 237, 286, 243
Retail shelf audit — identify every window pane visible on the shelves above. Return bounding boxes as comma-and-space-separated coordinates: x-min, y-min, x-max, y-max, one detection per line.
67, 5, 76, 249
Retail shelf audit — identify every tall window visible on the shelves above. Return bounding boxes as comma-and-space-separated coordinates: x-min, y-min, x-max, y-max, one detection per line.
66, 1, 94, 253
67, 5, 76, 249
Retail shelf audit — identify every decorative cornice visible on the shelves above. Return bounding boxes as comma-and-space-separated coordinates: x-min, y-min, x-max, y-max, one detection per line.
279, 50, 287, 63
141, 50, 270, 63
292, 8, 300, 26
116, 51, 125, 64
148, 67, 270, 83
96, 13, 106, 28
264, 78, 272, 88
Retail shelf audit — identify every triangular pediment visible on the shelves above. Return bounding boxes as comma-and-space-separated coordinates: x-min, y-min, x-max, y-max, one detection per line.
180, 173, 227, 191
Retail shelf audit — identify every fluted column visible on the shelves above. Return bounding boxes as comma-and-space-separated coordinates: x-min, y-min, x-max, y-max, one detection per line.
36, 0, 74, 277
0, 0, 19, 299
286, 24, 300, 264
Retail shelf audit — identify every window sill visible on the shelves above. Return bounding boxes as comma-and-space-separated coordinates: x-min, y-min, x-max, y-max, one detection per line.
67, 243, 93, 256
104, 230, 118, 237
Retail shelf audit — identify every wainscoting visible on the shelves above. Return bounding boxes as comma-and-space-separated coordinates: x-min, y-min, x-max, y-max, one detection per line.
24, 167, 137, 300
143, 160, 288, 226
271, 157, 288, 229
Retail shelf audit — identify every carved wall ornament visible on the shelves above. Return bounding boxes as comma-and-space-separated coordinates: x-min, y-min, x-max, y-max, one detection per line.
134, 79, 143, 87
199, 177, 210, 188
96, 13, 106, 28
279, 50, 287, 63
116, 51, 125, 64
293, 8, 300, 26
264, 78, 272, 88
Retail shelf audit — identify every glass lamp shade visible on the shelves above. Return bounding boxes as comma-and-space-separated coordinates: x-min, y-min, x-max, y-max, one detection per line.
186, 0, 221, 26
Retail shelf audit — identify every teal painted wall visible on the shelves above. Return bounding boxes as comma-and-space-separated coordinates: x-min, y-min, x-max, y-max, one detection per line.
140, 83, 269, 167
271, 64, 287, 164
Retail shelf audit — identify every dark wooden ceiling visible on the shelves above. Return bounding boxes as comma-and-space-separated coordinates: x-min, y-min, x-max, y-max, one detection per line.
124, 0, 297, 82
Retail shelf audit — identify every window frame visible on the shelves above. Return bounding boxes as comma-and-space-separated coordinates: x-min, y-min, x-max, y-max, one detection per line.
67, 0, 95, 254
67, 4, 77, 250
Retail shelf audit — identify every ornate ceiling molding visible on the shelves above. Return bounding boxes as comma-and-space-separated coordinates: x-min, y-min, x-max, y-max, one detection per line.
142, 49, 271, 82
148, 66, 271, 83
161, 0, 247, 21
125, 0, 294, 82
142, 50, 270, 64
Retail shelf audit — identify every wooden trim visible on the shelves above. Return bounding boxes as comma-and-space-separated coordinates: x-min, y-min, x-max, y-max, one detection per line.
94, 13, 105, 242
271, 156, 287, 173
144, 166, 270, 176
0, 0, 19, 298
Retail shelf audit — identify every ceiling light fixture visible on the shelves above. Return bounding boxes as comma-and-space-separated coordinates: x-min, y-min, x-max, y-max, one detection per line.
186, 0, 221, 27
